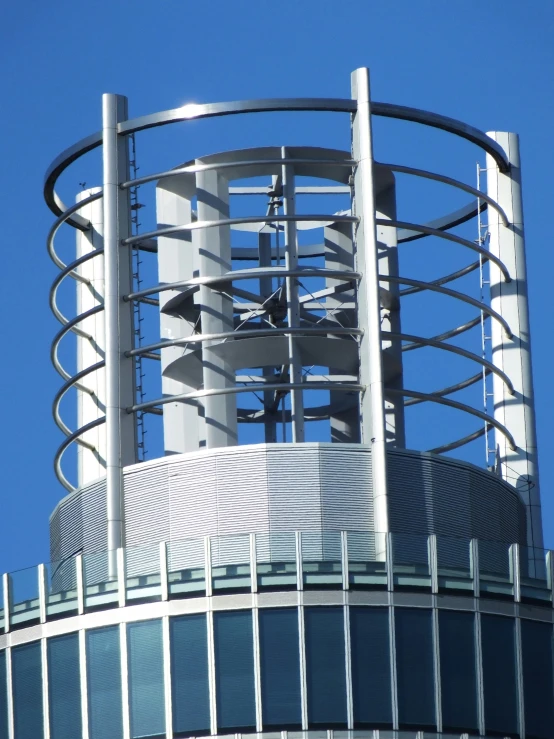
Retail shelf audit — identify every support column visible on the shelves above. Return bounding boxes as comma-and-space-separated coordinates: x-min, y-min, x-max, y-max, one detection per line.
76, 188, 106, 486
486, 132, 544, 553
102, 94, 137, 558
196, 168, 237, 448
351, 67, 390, 539
156, 177, 204, 453
258, 231, 278, 444
282, 150, 305, 442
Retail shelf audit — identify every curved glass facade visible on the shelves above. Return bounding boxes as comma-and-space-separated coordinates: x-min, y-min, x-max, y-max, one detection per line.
1, 602, 554, 739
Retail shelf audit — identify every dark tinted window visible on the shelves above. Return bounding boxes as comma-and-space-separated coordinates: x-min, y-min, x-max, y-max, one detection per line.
305, 607, 347, 728
127, 620, 165, 738
12, 642, 44, 739
170, 614, 210, 736
214, 610, 255, 732
481, 614, 518, 736
395, 608, 436, 729
86, 626, 123, 739
521, 620, 554, 739
0, 651, 8, 739
350, 607, 392, 727
259, 608, 301, 729
48, 633, 82, 739
439, 610, 478, 732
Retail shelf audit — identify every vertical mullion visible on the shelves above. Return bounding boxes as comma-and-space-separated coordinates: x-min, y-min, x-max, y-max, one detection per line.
432, 607, 442, 732
389, 606, 398, 730
6, 648, 14, 739
298, 606, 308, 730
41, 638, 50, 739
344, 604, 353, 729
475, 611, 486, 736
515, 617, 525, 738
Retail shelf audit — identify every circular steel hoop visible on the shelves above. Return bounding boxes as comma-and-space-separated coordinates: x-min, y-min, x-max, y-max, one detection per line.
386, 388, 517, 452
53, 360, 106, 438
428, 424, 491, 455
125, 326, 362, 359
376, 219, 511, 282
54, 418, 105, 493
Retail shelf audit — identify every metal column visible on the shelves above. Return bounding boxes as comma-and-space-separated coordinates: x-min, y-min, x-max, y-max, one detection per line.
486, 132, 544, 553
102, 94, 137, 559
351, 67, 390, 538
282, 149, 305, 442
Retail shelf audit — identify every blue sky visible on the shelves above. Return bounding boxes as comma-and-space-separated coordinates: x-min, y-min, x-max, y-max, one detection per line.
1, 0, 553, 573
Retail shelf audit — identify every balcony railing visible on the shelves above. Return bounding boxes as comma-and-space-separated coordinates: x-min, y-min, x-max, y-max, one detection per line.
1, 531, 551, 633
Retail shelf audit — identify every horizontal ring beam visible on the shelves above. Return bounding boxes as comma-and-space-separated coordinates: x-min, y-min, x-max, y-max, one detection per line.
381, 162, 509, 225
121, 158, 356, 190
126, 325, 362, 359
383, 331, 514, 395
127, 381, 364, 414
123, 213, 358, 247
54, 417, 105, 493
126, 267, 360, 302
387, 387, 517, 452
376, 219, 511, 282
380, 274, 512, 338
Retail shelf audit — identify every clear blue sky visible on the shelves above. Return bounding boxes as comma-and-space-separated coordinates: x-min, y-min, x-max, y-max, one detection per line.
1, 0, 553, 573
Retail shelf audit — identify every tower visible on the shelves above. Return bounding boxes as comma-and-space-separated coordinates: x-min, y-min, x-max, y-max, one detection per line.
0, 67, 551, 739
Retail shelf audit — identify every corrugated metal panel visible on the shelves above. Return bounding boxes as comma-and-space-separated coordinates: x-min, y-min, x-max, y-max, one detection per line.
168, 453, 218, 540
267, 446, 323, 532
320, 446, 372, 531
215, 448, 270, 536
124, 464, 170, 547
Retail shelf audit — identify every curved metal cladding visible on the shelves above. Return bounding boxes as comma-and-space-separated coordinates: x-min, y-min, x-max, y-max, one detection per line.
49, 445, 526, 566
40, 67, 548, 739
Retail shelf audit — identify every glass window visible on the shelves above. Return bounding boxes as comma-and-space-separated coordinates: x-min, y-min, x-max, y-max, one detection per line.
213, 610, 255, 732
305, 607, 347, 728
259, 608, 301, 729
127, 620, 165, 739
350, 607, 392, 727
481, 614, 519, 736
521, 620, 554, 739
439, 611, 478, 732
0, 651, 8, 739
12, 641, 44, 739
48, 633, 82, 739
395, 608, 436, 729
86, 626, 123, 739
170, 615, 210, 736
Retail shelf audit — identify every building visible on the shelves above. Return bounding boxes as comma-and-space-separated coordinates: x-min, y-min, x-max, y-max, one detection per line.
0, 67, 552, 739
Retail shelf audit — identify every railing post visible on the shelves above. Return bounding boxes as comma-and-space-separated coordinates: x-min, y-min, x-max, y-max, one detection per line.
512, 543, 521, 603
159, 542, 168, 602
76, 554, 85, 615
429, 534, 438, 594
2, 574, 11, 633
341, 531, 349, 591
38, 564, 47, 624
470, 538, 480, 598
295, 532, 303, 592
117, 547, 126, 608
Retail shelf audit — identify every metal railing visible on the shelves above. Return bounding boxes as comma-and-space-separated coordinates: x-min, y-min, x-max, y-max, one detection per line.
1, 530, 551, 634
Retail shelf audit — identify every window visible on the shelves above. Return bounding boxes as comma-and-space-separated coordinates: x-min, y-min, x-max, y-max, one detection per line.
259, 608, 301, 729
86, 626, 123, 739
305, 607, 347, 728
214, 611, 255, 732
395, 608, 435, 729
481, 614, 518, 736
0, 651, 8, 739
350, 607, 392, 727
521, 620, 554, 739
127, 620, 165, 739
12, 642, 43, 739
438, 611, 478, 732
170, 615, 210, 736
48, 633, 82, 739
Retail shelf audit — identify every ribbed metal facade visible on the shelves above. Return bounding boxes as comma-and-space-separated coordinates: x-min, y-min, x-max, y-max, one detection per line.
50, 445, 525, 564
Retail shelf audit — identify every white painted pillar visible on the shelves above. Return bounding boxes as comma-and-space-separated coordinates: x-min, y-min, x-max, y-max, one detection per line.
486, 132, 544, 553
76, 188, 107, 486
196, 168, 237, 448
351, 67, 390, 539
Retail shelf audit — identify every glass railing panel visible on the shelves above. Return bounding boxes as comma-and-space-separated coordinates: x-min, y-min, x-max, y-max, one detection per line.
83, 550, 118, 612
347, 531, 387, 589
391, 532, 431, 590
168, 538, 205, 598
46, 557, 78, 619
211, 534, 251, 593
436, 535, 473, 593
125, 543, 161, 604
519, 546, 551, 603
301, 531, 342, 588
9, 565, 40, 628
256, 532, 297, 590
478, 539, 513, 598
